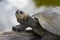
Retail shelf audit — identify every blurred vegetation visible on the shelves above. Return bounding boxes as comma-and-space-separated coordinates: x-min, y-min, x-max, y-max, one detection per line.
33, 0, 60, 7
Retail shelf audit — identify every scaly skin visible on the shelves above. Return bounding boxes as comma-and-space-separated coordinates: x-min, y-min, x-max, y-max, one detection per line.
15, 10, 45, 36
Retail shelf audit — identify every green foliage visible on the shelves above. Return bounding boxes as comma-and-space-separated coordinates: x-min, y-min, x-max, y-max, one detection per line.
33, 0, 60, 7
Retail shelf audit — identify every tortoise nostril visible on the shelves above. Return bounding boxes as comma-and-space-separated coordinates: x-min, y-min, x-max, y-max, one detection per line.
16, 11, 18, 14
16, 10, 23, 14
16, 10, 20, 14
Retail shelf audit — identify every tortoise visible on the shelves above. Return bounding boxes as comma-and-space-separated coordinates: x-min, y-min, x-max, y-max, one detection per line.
12, 10, 60, 40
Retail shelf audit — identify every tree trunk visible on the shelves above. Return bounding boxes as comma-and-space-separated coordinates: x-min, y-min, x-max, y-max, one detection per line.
0, 30, 41, 40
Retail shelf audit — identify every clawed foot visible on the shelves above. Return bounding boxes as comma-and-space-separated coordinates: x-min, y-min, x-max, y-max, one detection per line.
12, 25, 26, 32
12, 26, 21, 32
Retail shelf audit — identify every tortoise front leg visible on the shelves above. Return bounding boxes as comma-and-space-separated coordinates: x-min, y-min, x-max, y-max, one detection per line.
12, 24, 27, 32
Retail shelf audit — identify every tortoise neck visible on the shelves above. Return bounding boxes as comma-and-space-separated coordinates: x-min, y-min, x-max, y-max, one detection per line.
32, 17, 46, 36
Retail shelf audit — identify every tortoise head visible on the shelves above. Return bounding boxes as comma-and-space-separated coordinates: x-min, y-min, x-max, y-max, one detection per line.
15, 10, 38, 27
15, 10, 28, 20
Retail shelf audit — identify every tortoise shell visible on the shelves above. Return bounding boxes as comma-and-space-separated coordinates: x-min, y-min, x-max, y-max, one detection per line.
32, 12, 60, 36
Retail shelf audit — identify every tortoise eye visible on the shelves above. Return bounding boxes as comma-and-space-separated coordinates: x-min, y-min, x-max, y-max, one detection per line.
20, 11, 23, 14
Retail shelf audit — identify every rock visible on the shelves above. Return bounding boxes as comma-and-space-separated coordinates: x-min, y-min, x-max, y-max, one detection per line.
0, 30, 41, 40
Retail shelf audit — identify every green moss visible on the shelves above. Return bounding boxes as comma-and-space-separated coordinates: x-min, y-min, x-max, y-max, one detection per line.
33, 0, 60, 7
